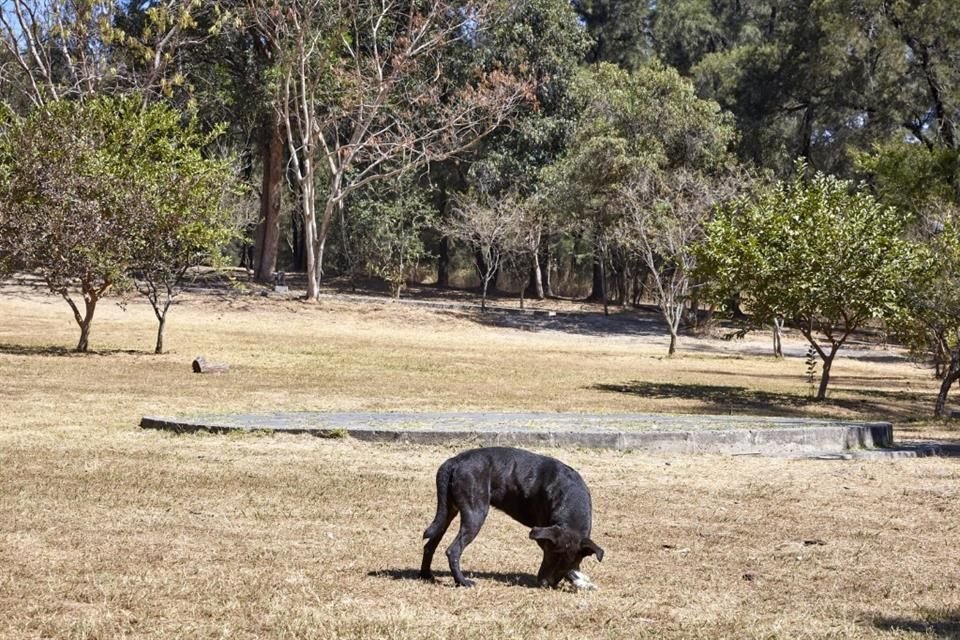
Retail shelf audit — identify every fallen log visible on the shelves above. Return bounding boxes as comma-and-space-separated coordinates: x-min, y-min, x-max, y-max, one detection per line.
192, 356, 229, 374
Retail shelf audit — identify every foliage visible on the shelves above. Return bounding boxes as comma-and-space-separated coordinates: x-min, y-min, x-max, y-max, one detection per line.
858, 139, 960, 415
541, 61, 737, 326
342, 179, 436, 299
123, 102, 241, 354
0, 95, 236, 352
252, 0, 533, 300
697, 161, 920, 399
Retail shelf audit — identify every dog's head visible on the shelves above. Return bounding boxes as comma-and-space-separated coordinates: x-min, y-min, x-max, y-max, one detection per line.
529, 525, 604, 588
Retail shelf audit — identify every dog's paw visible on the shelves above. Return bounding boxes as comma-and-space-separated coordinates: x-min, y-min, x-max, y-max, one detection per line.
455, 578, 476, 588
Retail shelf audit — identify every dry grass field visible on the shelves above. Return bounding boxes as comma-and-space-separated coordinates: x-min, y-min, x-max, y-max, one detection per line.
2, 278, 960, 639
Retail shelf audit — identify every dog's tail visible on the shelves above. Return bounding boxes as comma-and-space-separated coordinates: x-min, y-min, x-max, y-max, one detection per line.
423, 459, 455, 540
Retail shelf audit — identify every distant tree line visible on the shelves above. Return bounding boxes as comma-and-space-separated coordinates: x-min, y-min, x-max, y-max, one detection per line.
1, 0, 959, 413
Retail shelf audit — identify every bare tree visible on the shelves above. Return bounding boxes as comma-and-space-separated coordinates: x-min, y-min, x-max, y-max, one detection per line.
621, 169, 739, 356
447, 190, 524, 311
251, 0, 531, 300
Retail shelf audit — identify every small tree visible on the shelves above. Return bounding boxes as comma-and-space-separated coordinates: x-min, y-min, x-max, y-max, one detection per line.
124, 110, 240, 354
621, 169, 740, 355
0, 99, 136, 351
857, 140, 960, 416
342, 179, 436, 299
0, 96, 237, 353
447, 190, 524, 311
697, 162, 920, 400
898, 223, 960, 417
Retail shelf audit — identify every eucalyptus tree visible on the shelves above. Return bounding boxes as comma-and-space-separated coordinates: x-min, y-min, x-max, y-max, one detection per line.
0, 0, 217, 109
434, 0, 590, 296
251, 0, 532, 301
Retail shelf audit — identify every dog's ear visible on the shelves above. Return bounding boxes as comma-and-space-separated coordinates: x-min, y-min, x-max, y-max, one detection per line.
580, 538, 604, 562
529, 526, 563, 545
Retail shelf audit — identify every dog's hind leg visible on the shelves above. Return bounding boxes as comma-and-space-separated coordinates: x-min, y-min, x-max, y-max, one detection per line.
445, 477, 490, 588
420, 509, 456, 580
420, 462, 457, 580
445, 504, 488, 587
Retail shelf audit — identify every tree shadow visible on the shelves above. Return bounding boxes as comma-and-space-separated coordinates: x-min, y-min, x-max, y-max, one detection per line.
873, 611, 960, 637
0, 343, 144, 357
591, 380, 930, 421
369, 568, 538, 588
457, 309, 668, 338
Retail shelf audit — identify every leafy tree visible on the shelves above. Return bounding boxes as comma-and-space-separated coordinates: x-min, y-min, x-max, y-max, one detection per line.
341, 178, 436, 299
0, 96, 236, 352
572, 0, 652, 70
0, 0, 218, 109
541, 62, 736, 308
124, 108, 241, 354
857, 140, 960, 415
697, 162, 920, 400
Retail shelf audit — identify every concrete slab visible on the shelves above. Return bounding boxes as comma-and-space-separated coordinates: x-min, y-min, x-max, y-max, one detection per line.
139, 411, 899, 457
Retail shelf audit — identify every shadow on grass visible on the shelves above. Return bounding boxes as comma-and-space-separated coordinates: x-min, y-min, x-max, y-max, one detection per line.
873, 612, 960, 637
370, 568, 538, 588
591, 381, 931, 421
0, 343, 143, 357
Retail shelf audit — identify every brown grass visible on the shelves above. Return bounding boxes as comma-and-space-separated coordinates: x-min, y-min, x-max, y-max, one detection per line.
2, 284, 960, 639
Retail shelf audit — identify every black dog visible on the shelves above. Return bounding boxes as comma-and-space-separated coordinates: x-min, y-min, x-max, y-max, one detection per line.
420, 446, 604, 588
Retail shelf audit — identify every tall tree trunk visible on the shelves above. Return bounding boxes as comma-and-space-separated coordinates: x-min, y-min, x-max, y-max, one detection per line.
528, 253, 544, 299
586, 253, 605, 302
437, 236, 451, 288
254, 111, 283, 283
303, 177, 321, 301
541, 240, 554, 298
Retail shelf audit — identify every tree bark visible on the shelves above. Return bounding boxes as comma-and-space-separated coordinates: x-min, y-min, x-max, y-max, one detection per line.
773, 318, 784, 358
586, 253, 605, 302
155, 313, 167, 355
934, 348, 960, 417
816, 351, 835, 401
254, 110, 283, 283
436, 236, 451, 288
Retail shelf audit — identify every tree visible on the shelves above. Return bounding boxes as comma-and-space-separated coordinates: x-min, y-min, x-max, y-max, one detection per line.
125, 110, 241, 354
0, 99, 139, 351
697, 162, 920, 400
340, 177, 436, 298
446, 188, 524, 311
0, 0, 217, 109
541, 62, 736, 308
0, 96, 236, 353
620, 169, 741, 355
251, 0, 531, 301
857, 140, 960, 415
